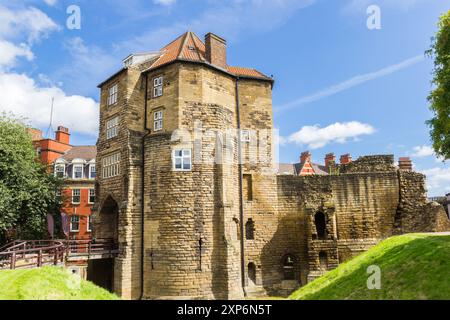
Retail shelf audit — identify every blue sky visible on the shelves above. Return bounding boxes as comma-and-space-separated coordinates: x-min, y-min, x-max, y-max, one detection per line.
0, 0, 449, 195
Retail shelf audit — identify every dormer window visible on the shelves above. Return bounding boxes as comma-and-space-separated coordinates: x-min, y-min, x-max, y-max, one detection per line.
73, 164, 83, 179
55, 164, 65, 178
153, 76, 163, 98
89, 164, 96, 179
107, 83, 118, 106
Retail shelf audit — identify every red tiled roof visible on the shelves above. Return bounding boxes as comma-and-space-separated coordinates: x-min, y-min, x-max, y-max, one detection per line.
146, 31, 271, 81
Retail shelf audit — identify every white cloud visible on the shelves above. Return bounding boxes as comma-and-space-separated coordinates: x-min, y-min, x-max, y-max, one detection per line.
276, 55, 425, 112
0, 41, 34, 70
54, 37, 119, 96
153, 0, 176, 5
420, 167, 450, 196
285, 121, 375, 149
411, 145, 434, 158
0, 5, 59, 44
44, 0, 58, 6
0, 72, 98, 136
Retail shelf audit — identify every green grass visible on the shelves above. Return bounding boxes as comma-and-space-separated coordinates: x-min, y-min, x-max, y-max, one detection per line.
0, 266, 119, 300
290, 233, 450, 300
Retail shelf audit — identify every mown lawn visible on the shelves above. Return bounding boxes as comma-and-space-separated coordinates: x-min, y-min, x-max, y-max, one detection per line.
0, 266, 119, 300
290, 233, 450, 300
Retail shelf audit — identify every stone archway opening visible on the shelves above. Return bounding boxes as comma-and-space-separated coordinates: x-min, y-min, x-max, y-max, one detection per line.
98, 195, 119, 243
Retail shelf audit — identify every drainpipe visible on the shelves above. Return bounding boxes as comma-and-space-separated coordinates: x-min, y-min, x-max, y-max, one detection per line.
140, 73, 149, 300
235, 77, 247, 297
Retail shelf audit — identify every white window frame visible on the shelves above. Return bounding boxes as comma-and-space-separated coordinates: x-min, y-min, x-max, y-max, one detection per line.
72, 189, 81, 204
89, 164, 96, 179
73, 164, 84, 179
107, 83, 118, 106
87, 216, 92, 232
54, 164, 65, 178
241, 129, 251, 143
102, 153, 121, 178
88, 189, 95, 204
154, 110, 163, 132
153, 76, 163, 98
106, 116, 119, 139
70, 215, 80, 232
172, 149, 192, 171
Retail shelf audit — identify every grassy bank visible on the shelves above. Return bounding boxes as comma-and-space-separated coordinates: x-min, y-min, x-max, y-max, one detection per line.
0, 266, 119, 300
290, 233, 450, 300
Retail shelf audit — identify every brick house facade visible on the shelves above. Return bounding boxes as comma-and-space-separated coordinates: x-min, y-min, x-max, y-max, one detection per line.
31, 126, 96, 240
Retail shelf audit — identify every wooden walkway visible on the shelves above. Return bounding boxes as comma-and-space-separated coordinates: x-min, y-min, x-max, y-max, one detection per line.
0, 239, 117, 270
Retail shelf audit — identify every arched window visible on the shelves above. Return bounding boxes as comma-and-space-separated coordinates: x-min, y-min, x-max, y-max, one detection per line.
319, 251, 328, 270
282, 254, 295, 280
245, 219, 255, 240
314, 211, 327, 240
248, 262, 256, 285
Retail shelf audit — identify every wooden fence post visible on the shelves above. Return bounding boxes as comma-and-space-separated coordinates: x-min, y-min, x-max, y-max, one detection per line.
10, 253, 16, 270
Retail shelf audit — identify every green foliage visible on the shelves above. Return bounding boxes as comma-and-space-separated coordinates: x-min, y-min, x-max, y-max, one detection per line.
290, 234, 450, 300
427, 10, 450, 160
0, 267, 119, 300
0, 113, 62, 244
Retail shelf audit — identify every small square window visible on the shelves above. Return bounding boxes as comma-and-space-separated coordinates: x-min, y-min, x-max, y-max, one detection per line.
70, 215, 80, 232
55, 164, 65, 178
72, 189, 81, 204
154, 110, 163, 131
173, 149, 192, 171
241, 129, 251, 142
88, 189, 95, 204
153, 76, 163, 98
87, 216, 92, 232
107, 84, 118, 106
89, 164, 96, 179
73, 165, 83, 179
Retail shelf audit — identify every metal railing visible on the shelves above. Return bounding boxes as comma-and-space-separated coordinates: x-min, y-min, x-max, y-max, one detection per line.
0, 239, 117, 270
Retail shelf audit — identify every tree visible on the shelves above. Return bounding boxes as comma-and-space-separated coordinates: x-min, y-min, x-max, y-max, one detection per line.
427, 10, 450, 160
0, 113, 62, 244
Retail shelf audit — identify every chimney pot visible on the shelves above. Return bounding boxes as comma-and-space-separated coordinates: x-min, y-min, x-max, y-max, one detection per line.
340, 153, 352, 165
325, 153, 336, 169
55, 126, 70, 145
204, 33, 227, 69
300, 151, 311, 163
398, 157, 412, 171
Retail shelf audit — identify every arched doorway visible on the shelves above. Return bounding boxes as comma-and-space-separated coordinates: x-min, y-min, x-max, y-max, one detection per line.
87, 196, 119, 293
98, 196, 119, 243
314, 212, 327, 240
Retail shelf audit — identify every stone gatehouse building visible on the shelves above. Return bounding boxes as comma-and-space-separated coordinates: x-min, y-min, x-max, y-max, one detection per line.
91, 31, 450, 299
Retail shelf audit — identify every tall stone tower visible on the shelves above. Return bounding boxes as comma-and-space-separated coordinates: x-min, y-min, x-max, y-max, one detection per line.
92, 31, 275, 299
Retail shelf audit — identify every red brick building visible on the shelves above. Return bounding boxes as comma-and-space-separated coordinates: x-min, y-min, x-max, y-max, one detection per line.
31, 126, 96, 240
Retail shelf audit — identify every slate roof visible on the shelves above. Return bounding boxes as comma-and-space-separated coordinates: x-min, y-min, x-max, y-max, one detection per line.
60, 146, 97, 162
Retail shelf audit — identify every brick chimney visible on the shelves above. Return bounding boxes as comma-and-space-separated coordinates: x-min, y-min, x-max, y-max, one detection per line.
300, 151, 311, 163
205, 33, 227, 69
55, 126, 70, 145
340, 154, 352, 165
325, 153, 336, 170
398, 157, 412, 171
